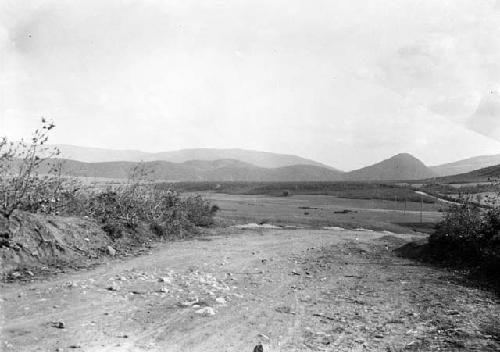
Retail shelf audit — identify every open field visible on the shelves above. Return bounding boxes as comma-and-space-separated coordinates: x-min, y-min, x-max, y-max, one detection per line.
167, 181, 438, 203
197, 192, 444, 234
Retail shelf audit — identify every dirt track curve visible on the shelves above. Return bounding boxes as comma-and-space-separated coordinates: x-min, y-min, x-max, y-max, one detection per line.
1, 228, 499, 351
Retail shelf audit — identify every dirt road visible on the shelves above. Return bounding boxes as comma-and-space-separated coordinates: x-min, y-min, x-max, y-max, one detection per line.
1, 228, 499, 351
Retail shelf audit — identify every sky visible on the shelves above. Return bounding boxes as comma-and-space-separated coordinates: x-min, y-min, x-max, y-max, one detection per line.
1, 0, 500, 170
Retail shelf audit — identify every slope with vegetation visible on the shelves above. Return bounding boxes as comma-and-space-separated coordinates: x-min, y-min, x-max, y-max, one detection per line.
0, 120, 218, 276
434, 164, 500, 184
431, 154, 500, 177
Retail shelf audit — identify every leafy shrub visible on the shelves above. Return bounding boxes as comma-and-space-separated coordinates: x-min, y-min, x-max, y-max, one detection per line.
429, 196, 500, 273
79, 186, 216, 238
0, 118, 60, 218
0, 120, 219, 240
102, 220, 124, 239
183, 195, 218, 226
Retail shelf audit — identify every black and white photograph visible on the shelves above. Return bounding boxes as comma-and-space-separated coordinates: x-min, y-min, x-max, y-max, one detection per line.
1, 1, 499, 351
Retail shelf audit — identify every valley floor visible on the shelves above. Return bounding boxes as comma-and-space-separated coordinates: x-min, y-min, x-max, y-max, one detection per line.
1, 228, 498, 352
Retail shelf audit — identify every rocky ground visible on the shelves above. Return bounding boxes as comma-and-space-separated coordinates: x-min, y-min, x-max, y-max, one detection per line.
1, 228, 499, 351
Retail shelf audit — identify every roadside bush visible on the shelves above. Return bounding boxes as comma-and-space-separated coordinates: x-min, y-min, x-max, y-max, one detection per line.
102, 220, 125, 240
0, 119, 60, 218
429, 196, 500, 274
183, 195, 218, 226
0, 120, 219, 240
81, 185, 216, 238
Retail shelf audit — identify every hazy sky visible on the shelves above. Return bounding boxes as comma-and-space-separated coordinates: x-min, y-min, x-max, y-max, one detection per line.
1, 0, 500, 170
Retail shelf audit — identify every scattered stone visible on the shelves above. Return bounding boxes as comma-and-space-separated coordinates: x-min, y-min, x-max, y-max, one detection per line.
158, 277, 171, 283
159, 287, 169, 293
215, 297, 227, 305
253, 343, 264, 352
107, 283, 119, 291
53, 321, 65, 329
275, 305, 292, 314
195, 307, 215, 316
107, 246, 116, 256
179, 299, 198, 307
257, 333, 270, 341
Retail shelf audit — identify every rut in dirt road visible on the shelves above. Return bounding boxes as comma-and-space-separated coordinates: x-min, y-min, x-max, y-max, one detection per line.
1, 229, 499, 352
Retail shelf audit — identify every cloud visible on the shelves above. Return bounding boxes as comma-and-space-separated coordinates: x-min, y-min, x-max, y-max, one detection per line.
467, 89, 500, 140
1, 0, 500, 170
371, 1, 500, 131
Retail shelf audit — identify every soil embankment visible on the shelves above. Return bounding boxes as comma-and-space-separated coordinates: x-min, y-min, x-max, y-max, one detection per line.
0, 211, 157, 279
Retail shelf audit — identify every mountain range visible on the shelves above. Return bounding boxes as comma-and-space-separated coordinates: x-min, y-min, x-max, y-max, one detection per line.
42, 159, 344, 182
41, 145, 500, 182
52, 145, 333, 169
429, 154, 500, 177
435, 164, 500, 184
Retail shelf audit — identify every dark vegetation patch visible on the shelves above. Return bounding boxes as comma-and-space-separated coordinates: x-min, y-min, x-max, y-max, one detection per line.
334, 209, 356, 214
396, 197, 500, 295
163, 181, 437, 203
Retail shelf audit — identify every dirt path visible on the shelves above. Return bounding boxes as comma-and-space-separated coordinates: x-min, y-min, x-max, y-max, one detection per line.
1, 229, 499, 352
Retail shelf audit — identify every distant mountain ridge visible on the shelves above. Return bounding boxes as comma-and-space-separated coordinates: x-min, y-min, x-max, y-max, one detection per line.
430, 154, 500, 176
435, 163, 500, 183
45, 145, 489, 181
43, 158, 344, 182
38, 153, 438, 182
346, 153, 437, 181
52, 145, 337, 170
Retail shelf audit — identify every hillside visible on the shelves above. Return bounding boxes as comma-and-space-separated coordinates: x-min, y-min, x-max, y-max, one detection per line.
434, 163, 500, 184
41, 158, 344, 182
431, 154, 500, 176
53, 145, 337, 170
346, 153, 437, 181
